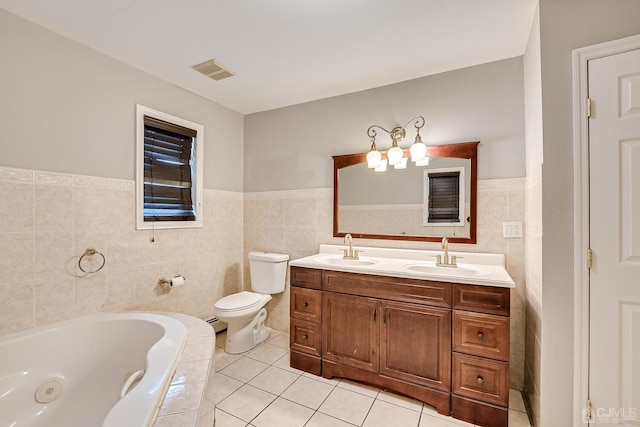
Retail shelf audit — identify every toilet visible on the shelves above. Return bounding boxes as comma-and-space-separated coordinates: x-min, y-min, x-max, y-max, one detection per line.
213, 251, 289, 354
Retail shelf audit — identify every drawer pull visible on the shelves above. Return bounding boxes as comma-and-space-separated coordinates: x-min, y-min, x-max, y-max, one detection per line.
477, 376, 484, 384
302, 302, 308, 307
302, 335, 308, 340
477, 332, 484, 340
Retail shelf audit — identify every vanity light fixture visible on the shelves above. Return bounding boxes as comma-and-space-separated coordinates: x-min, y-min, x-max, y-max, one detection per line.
366, 116, 429, 170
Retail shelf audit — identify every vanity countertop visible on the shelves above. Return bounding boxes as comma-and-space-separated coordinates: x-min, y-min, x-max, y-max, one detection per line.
289, 244, 515, 288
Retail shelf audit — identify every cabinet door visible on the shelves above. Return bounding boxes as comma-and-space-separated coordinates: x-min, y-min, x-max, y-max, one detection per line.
380, 301, 451, 392
322, 293, 379, 373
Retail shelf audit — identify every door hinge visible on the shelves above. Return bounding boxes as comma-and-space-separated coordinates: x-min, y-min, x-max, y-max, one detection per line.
587, 98, 592, 118
587, 248, 593, 269
586, 399, 594, 421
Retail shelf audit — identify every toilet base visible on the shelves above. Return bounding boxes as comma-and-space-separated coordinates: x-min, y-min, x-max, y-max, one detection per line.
224, 308, 270, 354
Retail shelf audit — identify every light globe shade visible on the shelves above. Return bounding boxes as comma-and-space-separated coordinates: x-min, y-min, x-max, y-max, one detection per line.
366, 149, 382, 168
387, 146, 404, 166
416, 156, 431, 166
394, 157, 408, 169
374, 159, 388, 172
410, 141, 427, 162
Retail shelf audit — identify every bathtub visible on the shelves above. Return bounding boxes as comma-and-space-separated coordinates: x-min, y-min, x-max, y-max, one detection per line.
0, 312, 187, 427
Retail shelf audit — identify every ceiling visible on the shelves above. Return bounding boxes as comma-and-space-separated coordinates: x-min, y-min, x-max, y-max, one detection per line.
0, 0, 538, 114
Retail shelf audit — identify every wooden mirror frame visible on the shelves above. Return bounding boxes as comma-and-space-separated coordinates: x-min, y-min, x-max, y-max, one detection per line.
333, 141, 479, 244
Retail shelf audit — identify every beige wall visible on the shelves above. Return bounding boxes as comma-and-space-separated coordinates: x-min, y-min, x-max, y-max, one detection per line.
523, 5, 543, 427
0, 9, 244, 192
538, 1, 640, 425
0, 166, 243, 336
244, 177, 527, 389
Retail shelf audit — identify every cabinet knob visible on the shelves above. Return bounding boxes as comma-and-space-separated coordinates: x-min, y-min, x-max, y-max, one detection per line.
302, 302, 308, 307
477, 376, 484, 384
302, 335, 308, 340
477, 332, 484, 340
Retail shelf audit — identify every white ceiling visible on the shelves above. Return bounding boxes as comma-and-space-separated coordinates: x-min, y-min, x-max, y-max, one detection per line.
0, 0, 538, 114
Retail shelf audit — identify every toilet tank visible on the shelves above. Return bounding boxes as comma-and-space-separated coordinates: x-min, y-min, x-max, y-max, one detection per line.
248, 252, 289, 294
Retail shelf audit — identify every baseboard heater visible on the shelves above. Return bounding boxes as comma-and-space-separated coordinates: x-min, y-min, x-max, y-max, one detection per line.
203, 316, 227, 333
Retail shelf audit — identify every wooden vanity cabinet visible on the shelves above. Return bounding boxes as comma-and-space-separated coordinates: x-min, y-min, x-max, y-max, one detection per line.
289, 266, 511, 427
451, 284, 511, 427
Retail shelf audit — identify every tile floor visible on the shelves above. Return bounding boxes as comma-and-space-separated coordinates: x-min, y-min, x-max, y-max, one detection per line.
212, 329, 531, 427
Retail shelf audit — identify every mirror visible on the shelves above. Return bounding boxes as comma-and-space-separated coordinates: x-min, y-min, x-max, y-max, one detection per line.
333, 141, 478, 244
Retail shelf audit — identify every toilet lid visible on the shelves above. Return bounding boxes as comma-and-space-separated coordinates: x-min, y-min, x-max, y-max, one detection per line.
215, 291, 263, 311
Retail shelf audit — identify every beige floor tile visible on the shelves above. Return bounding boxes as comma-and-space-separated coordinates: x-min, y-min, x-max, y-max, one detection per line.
376, 390, 424, 412
318, 387, 375, 426
214, 347, 243, 371
272, 353, 305, 374
363, 400, 421, 427
509, 388, 527, 412
281, 375, 336, 410
216, 385, 277, 423
337, 379, 380, 398
509, 409, 531, 427
246, 342, 289, 364
421, 405, 473, 426
302, 371, 340, 386
251, 397, 314, 427
418, 413, 469, 427
220, 356, 269, 383
305, 412, 356, 427
267, 332, 290, 349
248, 365, 302, 395
212, 373, 244, 404
214, 408, 248, 427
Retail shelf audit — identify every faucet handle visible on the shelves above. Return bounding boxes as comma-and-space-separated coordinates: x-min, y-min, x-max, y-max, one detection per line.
432, 254, 442, 265
451, 255, 462, 266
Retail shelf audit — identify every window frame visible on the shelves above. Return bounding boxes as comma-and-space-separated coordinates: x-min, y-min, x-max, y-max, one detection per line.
135, 104, 204, 230
423, 166, 466, 227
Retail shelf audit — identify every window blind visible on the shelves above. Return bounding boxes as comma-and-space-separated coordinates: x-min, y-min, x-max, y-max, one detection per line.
143, 116, 197, 221
427, 171, 460, 223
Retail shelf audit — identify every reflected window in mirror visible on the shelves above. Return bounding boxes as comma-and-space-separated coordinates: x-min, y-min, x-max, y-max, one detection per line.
424, 167, 465, 227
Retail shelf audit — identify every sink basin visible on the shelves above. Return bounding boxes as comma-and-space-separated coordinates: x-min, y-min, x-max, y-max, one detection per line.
312, 255, 377, 266
404, 263, 489, 276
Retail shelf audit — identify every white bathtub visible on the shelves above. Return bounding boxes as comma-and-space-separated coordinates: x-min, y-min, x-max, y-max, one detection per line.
0, 312, 187, 427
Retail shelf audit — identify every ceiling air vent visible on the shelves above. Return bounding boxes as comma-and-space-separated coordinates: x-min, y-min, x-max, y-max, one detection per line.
192, 59, 234, 81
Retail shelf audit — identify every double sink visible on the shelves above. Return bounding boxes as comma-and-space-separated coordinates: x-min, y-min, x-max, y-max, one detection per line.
290, 244, 515, 288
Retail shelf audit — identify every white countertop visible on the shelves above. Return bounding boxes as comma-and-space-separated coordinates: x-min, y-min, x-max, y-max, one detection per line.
289, 244, 515, 288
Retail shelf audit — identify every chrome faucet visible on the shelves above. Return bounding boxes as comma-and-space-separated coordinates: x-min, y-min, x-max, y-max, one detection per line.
343, 234, 360, 260
435, 236, 458, 268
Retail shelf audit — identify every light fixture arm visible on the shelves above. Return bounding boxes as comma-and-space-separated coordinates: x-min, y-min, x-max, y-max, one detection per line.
366, 115, 425, 140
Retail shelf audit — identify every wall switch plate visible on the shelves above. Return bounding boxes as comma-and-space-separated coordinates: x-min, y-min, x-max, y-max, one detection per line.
503, 222, 523, 238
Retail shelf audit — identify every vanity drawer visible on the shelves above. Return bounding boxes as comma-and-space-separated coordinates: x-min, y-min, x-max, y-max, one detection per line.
452, 353, 509, 407
290, 287, 322, 323
453, 284, 510, 316
291, 267, 322, 290
290, 318, 322, 356
453, 311, 509, 361
324, 270, 452, 308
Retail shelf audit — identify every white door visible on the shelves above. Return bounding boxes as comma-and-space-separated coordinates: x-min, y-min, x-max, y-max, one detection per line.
589, 48, 640, 425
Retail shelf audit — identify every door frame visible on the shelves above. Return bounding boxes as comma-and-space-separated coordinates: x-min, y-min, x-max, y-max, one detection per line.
572, 33, 640, 427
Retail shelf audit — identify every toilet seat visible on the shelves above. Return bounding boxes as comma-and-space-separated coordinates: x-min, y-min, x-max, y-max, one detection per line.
214, 291, 265, 313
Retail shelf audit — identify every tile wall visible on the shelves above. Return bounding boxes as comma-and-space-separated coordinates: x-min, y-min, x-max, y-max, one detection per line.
524, 166, 542, 427
0, 166, 244, 336
243, 178, 527, 390
0, 165, 528, 391
339, 203, 471, 237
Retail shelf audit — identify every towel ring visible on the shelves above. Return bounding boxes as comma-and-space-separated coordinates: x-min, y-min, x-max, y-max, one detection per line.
78, 247, 106, 274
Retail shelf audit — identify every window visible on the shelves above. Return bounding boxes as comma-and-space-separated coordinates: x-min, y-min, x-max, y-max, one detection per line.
423, 167, 465, 227
136, 105, 203, 229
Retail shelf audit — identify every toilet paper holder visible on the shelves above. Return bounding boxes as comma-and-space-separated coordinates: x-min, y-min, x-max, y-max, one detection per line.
158, 275, 186, 288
